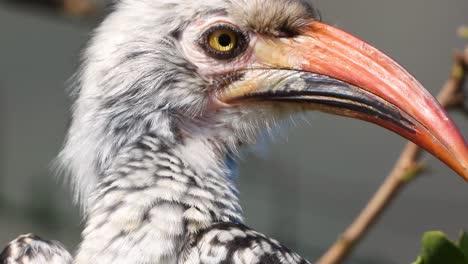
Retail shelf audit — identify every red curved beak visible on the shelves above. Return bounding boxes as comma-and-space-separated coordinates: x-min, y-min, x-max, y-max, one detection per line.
221, 21, 468, 180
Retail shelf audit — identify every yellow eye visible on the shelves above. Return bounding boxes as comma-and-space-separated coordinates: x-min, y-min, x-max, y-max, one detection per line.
208, 29, 237, 52
200, 25, 247, 59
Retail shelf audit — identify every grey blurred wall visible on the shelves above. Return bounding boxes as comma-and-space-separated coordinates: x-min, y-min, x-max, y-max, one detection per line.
1, 1, 467, 263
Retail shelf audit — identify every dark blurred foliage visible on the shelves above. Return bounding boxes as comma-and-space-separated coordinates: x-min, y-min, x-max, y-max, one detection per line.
2, 0, 101, 19
4, 0, 64, 11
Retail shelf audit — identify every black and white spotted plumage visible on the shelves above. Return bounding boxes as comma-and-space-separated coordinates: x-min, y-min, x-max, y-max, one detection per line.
74, 135, 310, 263
0, 234, 72, 264
75, 135, 244, 263
185, 222, 310, 264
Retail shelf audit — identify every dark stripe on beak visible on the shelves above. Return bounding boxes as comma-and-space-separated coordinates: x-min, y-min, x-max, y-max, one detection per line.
233, 73, 416, 133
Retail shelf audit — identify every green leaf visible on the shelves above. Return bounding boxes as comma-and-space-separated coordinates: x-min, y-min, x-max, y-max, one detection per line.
420, 231, 468, 264
412, 256, 424, 264
459, 232, 468, 260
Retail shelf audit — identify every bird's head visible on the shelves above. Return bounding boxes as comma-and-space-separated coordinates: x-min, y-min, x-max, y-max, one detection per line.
61, 0, 468, 204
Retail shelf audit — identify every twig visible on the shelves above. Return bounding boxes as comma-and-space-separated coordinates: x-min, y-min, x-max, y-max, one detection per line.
316, 52, 467, 264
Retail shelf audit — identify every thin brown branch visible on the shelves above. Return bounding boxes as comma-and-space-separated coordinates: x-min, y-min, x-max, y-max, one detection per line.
316, 52, 467, 264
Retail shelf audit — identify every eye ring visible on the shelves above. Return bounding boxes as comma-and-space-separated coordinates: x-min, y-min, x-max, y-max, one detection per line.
199, 24, 248, 60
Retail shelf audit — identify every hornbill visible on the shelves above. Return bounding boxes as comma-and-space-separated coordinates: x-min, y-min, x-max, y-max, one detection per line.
2, 0, 467, 263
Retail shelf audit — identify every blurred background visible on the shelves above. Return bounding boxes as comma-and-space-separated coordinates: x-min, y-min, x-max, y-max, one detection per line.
0, 0, 467, 263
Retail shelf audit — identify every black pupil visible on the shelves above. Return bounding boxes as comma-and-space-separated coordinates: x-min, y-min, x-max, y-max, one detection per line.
218, 34, 232, 47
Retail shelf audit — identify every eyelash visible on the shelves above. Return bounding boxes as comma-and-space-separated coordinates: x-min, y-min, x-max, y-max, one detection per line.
198, 24, 249, 60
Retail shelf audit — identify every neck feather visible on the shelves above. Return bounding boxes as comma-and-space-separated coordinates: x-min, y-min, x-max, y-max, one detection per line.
75, 133, 242, 263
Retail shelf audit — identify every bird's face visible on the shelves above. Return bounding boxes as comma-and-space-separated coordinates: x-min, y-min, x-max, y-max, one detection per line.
67, 0, 467, 195
173, 2, 468, 180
